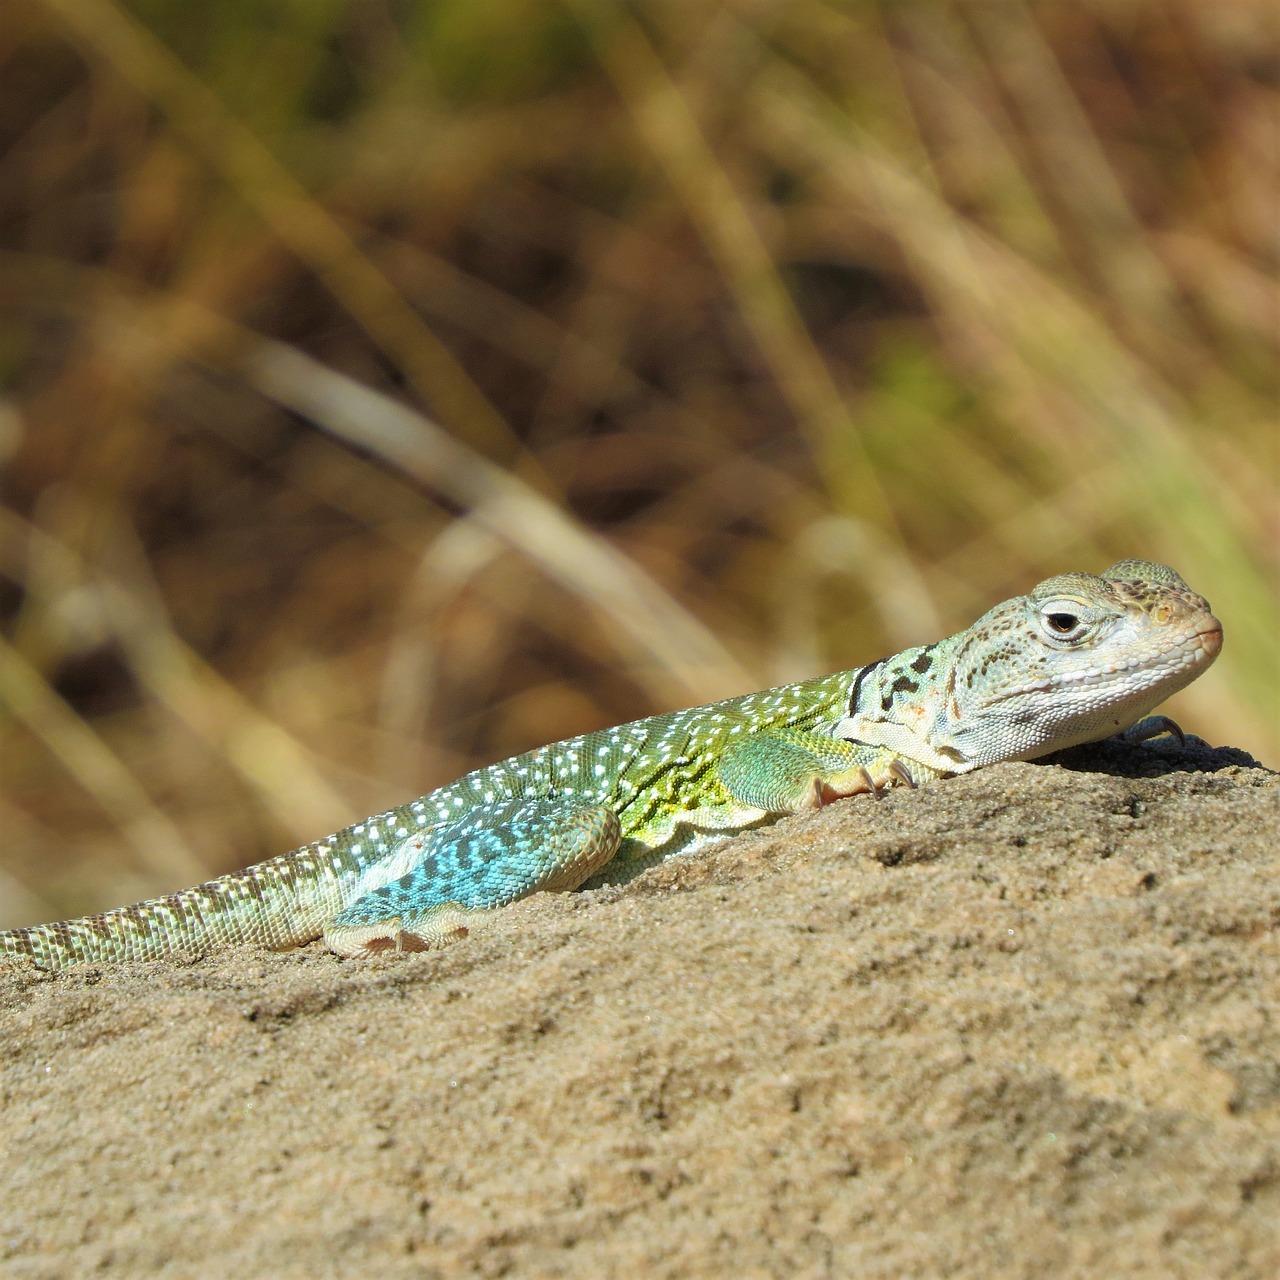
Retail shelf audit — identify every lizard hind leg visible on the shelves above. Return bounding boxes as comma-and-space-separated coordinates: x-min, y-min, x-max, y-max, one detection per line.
323, 799, 622, 958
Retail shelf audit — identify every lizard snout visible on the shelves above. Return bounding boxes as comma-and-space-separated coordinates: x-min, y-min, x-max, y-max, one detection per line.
1197, 624, 1223, 658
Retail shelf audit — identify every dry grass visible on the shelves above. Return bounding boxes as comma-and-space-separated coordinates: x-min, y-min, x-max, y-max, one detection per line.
0, 0, 1274, 923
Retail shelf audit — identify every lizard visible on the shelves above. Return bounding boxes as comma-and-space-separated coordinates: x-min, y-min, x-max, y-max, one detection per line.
0, 559, 1222, 970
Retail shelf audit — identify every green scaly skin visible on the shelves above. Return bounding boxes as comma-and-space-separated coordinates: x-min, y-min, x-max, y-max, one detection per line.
0, 560, 1222, 969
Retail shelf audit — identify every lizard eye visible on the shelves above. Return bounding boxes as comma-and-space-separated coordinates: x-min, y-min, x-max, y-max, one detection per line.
1038, 603, 1091, 642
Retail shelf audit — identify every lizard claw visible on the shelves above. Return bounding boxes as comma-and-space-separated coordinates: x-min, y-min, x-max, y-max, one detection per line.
1122, 715, 1186, 747
812, 765, 879, 806
888, 759, 917, 790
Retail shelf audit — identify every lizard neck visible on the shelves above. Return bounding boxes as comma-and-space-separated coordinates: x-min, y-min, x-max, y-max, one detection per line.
835, 640, 978, 775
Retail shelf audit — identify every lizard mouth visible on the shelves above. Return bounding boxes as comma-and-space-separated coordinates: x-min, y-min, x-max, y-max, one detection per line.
1194, 626, 1223, 658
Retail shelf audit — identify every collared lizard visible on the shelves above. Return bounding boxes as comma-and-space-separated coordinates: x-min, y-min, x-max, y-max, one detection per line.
0, 559, 1222, 969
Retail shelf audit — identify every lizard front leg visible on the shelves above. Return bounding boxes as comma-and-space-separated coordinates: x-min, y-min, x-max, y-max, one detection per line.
324, 798, 621, 957
717, 727, 941, 814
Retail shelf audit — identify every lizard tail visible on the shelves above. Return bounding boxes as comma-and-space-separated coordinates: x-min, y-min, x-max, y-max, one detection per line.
0, 857, 340, 970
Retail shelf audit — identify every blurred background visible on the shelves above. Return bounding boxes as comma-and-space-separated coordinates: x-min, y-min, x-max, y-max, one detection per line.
0, 0, 1275, 926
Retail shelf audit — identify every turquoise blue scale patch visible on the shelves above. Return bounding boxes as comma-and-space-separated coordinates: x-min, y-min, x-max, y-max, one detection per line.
329, 798, 620, 924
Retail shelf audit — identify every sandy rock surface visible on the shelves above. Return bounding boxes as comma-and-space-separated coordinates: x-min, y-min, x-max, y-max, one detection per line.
2, 738, 1277, 1279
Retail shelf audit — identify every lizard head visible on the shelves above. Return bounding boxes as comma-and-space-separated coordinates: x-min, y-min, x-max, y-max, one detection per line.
946, 559, 1222, 765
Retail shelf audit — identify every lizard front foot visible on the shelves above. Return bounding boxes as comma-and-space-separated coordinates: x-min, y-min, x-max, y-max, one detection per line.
718, 728, 933, 814
1119, 715, 1187, 748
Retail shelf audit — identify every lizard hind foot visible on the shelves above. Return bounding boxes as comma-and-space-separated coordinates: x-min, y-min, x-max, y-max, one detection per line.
321, 797, 622, 959
324, 902, 477, 959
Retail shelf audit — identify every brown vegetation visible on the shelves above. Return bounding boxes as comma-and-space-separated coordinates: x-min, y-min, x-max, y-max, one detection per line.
0, 0, 1275, 923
